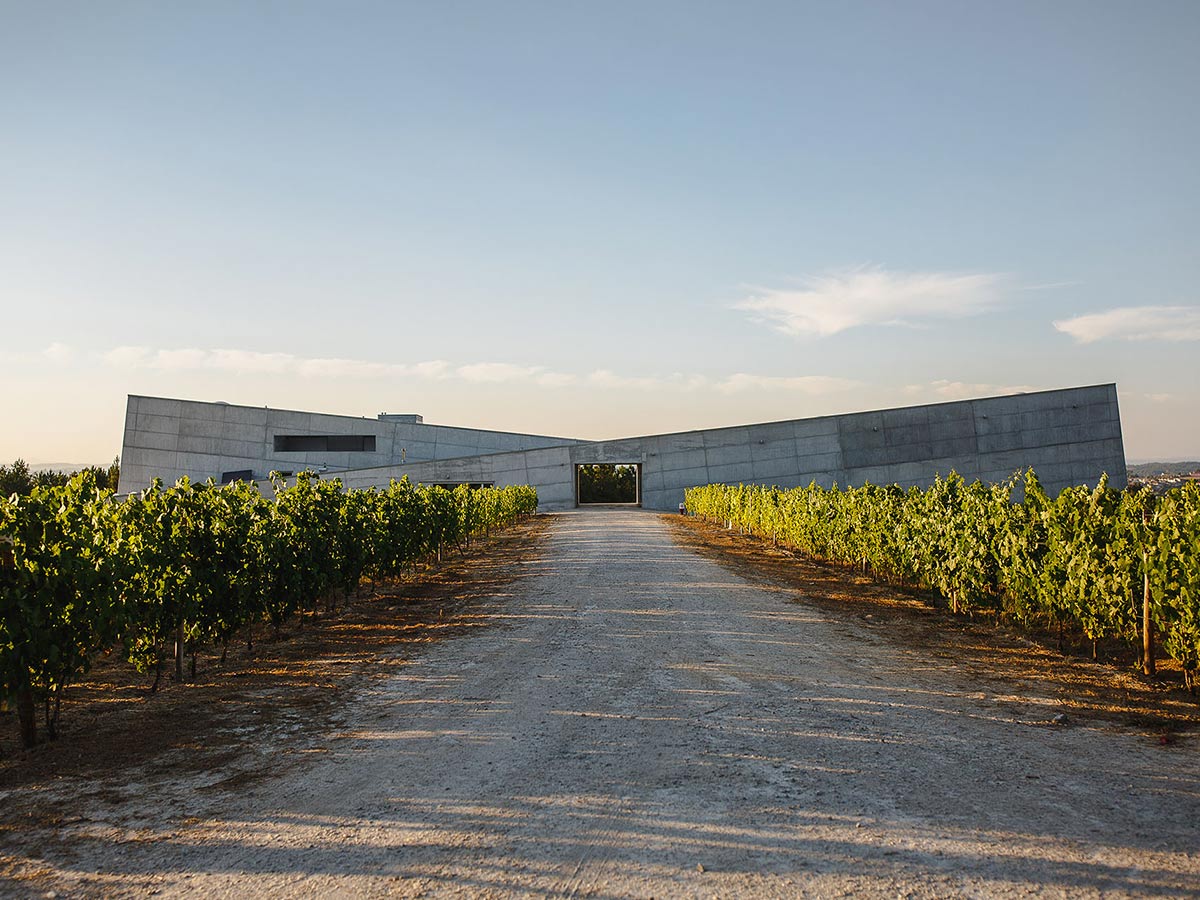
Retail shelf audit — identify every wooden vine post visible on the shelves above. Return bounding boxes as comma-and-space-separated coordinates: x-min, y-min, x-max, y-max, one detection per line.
1142, 503, 1155, 677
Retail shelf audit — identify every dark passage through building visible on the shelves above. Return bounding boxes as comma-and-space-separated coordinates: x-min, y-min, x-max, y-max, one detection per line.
576, 464, 640, 505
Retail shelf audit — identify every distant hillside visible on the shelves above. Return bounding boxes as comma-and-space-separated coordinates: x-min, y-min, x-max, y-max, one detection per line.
1127, 461, 1200, 477
29, 462, 103, 474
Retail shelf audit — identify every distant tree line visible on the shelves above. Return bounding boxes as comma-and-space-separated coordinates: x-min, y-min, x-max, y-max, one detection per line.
1, 458, 121, 497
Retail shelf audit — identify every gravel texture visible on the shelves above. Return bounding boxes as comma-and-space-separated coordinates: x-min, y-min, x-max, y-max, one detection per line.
5, 508, 1199, 898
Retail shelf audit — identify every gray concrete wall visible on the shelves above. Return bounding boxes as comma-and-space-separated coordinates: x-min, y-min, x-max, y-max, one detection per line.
287, 384, 1125, 512
119, 385, 1126, 510
117, 395, 577, 494
557, 383, 1124, 510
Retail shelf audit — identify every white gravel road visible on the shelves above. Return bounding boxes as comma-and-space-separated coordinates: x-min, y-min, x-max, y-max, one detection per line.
15, 510, 1200, 898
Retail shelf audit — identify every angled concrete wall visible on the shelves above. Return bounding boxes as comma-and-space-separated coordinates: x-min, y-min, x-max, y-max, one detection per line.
117, 395, 577, 494
566, 383, 1124, 511
119, 385, 1126, 511
278, 384, 1123, 512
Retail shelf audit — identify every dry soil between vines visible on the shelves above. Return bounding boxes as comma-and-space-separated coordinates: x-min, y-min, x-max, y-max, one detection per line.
4, 509, 1200, 898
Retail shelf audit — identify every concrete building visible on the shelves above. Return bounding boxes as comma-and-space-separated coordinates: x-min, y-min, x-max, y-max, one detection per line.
118, 384, 1127, 510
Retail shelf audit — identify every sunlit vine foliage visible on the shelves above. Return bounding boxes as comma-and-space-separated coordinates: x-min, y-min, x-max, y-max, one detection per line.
0, 473, 537, 746
686, 472, 1200, 686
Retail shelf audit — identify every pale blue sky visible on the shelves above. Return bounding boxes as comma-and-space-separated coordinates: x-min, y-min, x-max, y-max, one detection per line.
2, 1, 1197, 462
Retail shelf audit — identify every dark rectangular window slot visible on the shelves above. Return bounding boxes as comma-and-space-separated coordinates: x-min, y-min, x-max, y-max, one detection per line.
328, 434, 376, 452
274, 435, 376, 452
220, 469, 254, 484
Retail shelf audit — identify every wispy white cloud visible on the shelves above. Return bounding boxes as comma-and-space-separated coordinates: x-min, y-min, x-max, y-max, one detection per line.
103, 346, 154, 368
0, 343, 79, 365
456, 362, 546, 383
1018, 280, 1082, 292
294, 357, 412, 379
715, 373, 858, 394
100, 345, 858, 396
1053, 305, 1200, 343
586, 370, 644, 390
209, 349, 295, 374
43, 342, 75, 363
736, 266, 1001, 338
904, 380, 1040, 401
153, 348, 210, 369
535, 372, 579, 388
106, 346, 432, 379
587, 370, 702, 391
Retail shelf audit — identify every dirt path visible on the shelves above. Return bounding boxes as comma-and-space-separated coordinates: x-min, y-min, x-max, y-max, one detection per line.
5, 510, 1200, 898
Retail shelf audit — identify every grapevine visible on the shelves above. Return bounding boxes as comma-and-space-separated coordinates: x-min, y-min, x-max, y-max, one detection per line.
0, 474, 537, 747
685, 473, 1200, 685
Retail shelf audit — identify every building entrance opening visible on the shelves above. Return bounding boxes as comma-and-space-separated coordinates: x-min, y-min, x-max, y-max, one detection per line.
576, 463, 641, 506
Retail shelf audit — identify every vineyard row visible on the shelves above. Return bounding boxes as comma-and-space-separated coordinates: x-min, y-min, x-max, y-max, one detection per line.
1, 473, 538, 748
685, 472, 1200, 687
